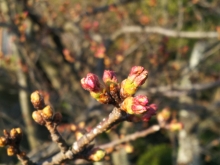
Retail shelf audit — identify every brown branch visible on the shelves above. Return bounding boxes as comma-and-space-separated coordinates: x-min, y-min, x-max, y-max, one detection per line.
38, 108, 127, 165
45, 122, 69, 153
111, 26, 219, 40
17, 151, 36, 165
99, 125, 161, 150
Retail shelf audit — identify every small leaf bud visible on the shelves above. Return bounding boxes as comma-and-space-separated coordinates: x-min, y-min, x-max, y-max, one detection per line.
10, 128, 18, 139
0, 137, 7, 147
32, 110, 45, 125
7, 146, 16, 156
42, 105, 54, 120
30, 91, 44, 109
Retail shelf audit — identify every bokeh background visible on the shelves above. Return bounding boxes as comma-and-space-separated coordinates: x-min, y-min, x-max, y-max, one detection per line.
0, 0, 220, 164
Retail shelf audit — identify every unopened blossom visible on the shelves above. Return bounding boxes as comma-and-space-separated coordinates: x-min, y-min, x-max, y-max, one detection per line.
142, 104, 157, 122
102, 70, 117, 83
121, 95, 149, 114
120, 66, 148, 99
81, 73, 112, 104
81, 73, 102, 92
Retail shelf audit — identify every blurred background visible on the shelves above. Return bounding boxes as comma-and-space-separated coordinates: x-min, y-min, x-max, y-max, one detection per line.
0, 0, 220, 164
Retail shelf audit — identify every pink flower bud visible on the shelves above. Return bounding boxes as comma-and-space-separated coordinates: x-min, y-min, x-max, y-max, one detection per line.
131, 95, 148, 114
128, 66, 145, 81
120, 66, 148, 99
142, 104, 157, 122
121, 95, 149, 115
131, 104, 147, 114
81, 73, 102, 92
133, 95, 148, 106
103, 70, 117, 83
128, 66, 148, 86
133, 69, 148, 86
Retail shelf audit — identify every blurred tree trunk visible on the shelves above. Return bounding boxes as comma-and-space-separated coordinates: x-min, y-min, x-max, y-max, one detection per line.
12, 42, 40, 149
176, 41, 206, 165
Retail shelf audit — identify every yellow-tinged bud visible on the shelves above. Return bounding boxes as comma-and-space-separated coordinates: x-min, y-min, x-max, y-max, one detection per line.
10, 128, 18, 139
15, 128, 22, 135
120, 97, 134, 114
32, 110, 45, 125
30, 91, 44, 109
42, 105, 54, 120
7, 146, 16, 156
0, 137, 7, 147
88, 148, 106, 162
3, 129, 9, 137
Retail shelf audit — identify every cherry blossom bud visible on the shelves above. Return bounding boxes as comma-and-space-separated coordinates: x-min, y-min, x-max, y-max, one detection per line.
30, 91, 45, 109
133, 95, 149, 106
15, 128, 22, 142
32, 110, 45, 125
121, 95, 148, 114
102, 70, 117, 83
10, 128, 18, 139
7, 146, 16, 156
120, 66, 148, 99
128, 66, 145, 81
142, 104, 157, 122
81, 73, 102, 92
87, 148, 106, 162
120, 97, 134, 114
42, 105, 54, 120
0, 137, 7, 147
128, 66, 148, 86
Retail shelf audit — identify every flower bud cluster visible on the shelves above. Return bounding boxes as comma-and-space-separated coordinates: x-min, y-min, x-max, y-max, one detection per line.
32, 105, 62, 125
0, 128, 23, 156
31, 91, 62, 125
81, 66, 157, 122
81, 66, 148, 104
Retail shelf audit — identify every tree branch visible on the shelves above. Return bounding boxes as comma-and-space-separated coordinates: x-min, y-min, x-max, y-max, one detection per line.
99, 125, 161, 150
111, 26, 219, 40
38, 108, 128, 165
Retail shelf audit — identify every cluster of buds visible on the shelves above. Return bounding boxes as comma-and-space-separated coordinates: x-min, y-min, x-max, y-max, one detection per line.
81, 66, 148, 104
31, 91, 62, 125
0, 128, 23, 156
81, 66, 157, 122
157, 107, 183, 131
